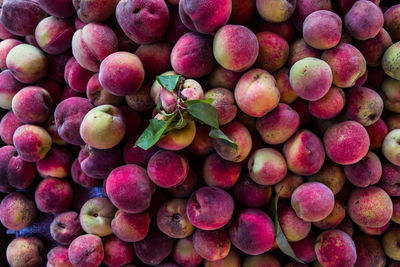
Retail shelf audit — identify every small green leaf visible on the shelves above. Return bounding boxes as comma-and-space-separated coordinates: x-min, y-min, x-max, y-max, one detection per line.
270, 194, 305, 264
184, 98, 214, 106
135, 115, 176, 150
209, 128, 238, 149
186, 102, 219, 129
156, 75, 182, 92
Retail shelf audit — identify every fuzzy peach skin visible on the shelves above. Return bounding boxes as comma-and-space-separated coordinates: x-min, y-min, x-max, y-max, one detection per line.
291, 182, 335, 222
380, 164, 400, 196
72, 23, 118, 72
79, 145, 122, 179
213, 25, 259, 72
234, 69, 280, 118
35, 178, 73, 214
0, 192, 36, 231
106, 164, 155, 214
382, 77, 400, 113
344, 151, 382, 188
348, 186, 393, 228
366, 118, 388, 149
0, 39, 23, 70
50, 211, 83, 245
0, 70, 24, 110
344, 0, 384, 41
324, 121, 370, 165
99, 52, 145, 96
274, 173, 304, 199
192, 228, 231, 261
289, 57, 332, 101
87, 73, 123, 107
383, 228, 400, 261
103, 236, 135, 267
383, 41, 400, 81
125, 81, 154, 112
314, 230, 357, 267
187, 186, 234, 230
384, 4, 400, 42
0, 0, 47, 36
6, 236, 44, 267
229, 208, 275, 255
68, 234, 104, 267
290, 233, 319, 265
0, 111, 23, 145
208, 65, 242, 91
35, 16, 75, 55
157, 119, 196, 151
135, 41, 172, 79
272, 68, 297, 104
168, 168, 198, 198
256, 0, 296, 23
308, 161, 346, 196
288, 38, 321, 67
173, 237, 203, 267
6, 44, 48, 84
292, 0, 332, 30
204, 88, 237, 126
354, 235, 386, 267
203, 152, 241, 189
179, 0, 231, 34
111, 210, 150, 242
212, 120, 252, 163
283, 129, 325, 176
36, 146, 73, 179
38, 0, 75, 18
256, 103, 300, 145
279, 203, 311, 242
234, 175, 272, 207
73, 0, 119, 23
321, 43, 367, 88
47, 246, 74, 267
383, 129, 400, 166
256, 31, 289, 72
359, 222, 390, 236
64, 57, 94, 93
308, 86, 345, 120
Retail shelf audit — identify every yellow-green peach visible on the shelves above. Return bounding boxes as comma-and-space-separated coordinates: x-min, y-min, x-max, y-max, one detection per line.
173, 237, 203, 267
382, 129, 400, 166
157, 119, 196, 151
383, 228, 400, 261
256, 0, 296, 23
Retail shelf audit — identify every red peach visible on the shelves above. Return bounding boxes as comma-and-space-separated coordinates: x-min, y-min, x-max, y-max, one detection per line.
208, 65, 243, 91
344, 151, 382, 188
38, 0, 75, 18
288, 38, 321, 67
104, 236, 135, 267
308, 161, 346, 195
68, 234, 104, 267
193, 228, 231, 261
111, 210, 150, 242
50, 211, 83, 245
0, 111, 22, 145
0, 39, 22, 70
256, 31, 289, 72
308, 86, 345, 120
35, 178, 73, 214
36, 146, 73, 179
205, 88, 237, 126
64, 57, 94, 93
47, 246, 73, 267
354, 235, 386, 267
365, 118, 389, 149
168, 168, 198, 198
73, 0, 119, 23
292, 0, 332, 30
135, 41, 172, 79
173, 237, 203, 267
0, 192, 36, 231
279, 203, 311, 242
203, 152, 241, 189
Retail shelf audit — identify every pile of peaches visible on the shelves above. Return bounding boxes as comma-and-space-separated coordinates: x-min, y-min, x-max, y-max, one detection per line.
1, 0, 400, 266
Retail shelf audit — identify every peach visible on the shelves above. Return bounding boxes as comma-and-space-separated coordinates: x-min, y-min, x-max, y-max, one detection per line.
313, 200, 345, 230
279, 203, 311, 242
116, 0, 169, 44
6, 236, 44, 267
179, 0, 231, 34
321, 43, 367, 88
37, 79, 63, 106
283, 130, 325, 176
256, 0, 296, 23
80, 105, 125, 149
79, 197, 116, 237
135, 41, 172, 79
290, 232, 317, 263
157, 119, 196, 151
256, 103, 300, 145
359, 222, 390, 235
173, 237, 203, 267
345, 87, 383, 126
288, 38, 320, 67
308, 86, 345, 120
256, 31, 289, 72
203, 152, 241, 189
289, 57, 332, 101
150, 70, 178, 102
50, 211, 83, 246
123, 135, 158, 167
125, 81, 154, 112
38, 0, 75, 18
348, 186, 393, 227
0, 0, 46, 36
213, 25, 259, 72
383, 228, 400, 261
380, 164, 400, 196
204, 249, 240, 267
111, 210, 150, 242
307, 161, 345, 195
248, 148, 287, 185
106, 164, 155, 214
68, 234, 104, 267
0, 39, 22, 70
168, 168, 198, 198
385, 4, 400, 42
344, 151, 382, 188
36, 146, 73, 179
13, 125, 52, 162
229, 208, 275, 255
366, 118, 389, 149
171, 32, 215, 78
187, 186, 234, 230
133, 227, 174, 265
324, 121, 370, 165
303, 10, 342, 50
234, 69, 279, 117
103, 236, 134, 267
292, 0, 332, 30
35, 178, 73, 214
79, 145, 122, 179
344, 0, 384, 40
73, 0, 118, 23
0, 192, 36, 231
383, 129, 400, 166
314, 230, 357, 267
208, 65, 243, 91
382, 77, 400, 113
6, 44, 48, 84
274, 173, 304, 199
386, 114, 400, 131
291, 182, 334, 222
54, 97, 94, 146
257, 19, 296, 42
86, 73, 123, 107
114, 26, 138, 53
393, 198, 400, 223
243, 254, 280, 267
157, 198, 194, 238
47, 246, 73, 267
188, 125, 214, 155
64, 57, 94, 93
383, 41, 400, 80
204, 88, 237, 126
0, 111, 22, 145
166, 8, 190, 43
35, 16, 74, 55
193, 228, 231, 261
354, 235, 386, 267
72, 23, 118, 72
99, 52, 145, 96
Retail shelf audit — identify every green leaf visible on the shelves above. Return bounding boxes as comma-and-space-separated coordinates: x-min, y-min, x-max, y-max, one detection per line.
184, 98, 214, 106
135, 115, 176, 150
209, 128, 238, 149
156, 75, 182, 92
186, 102, 219, 129
270, 194, 305, 264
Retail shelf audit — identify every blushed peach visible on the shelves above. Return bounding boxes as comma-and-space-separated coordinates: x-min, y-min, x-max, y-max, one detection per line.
208, 65, 243, 91
272, 68, 297, 104
203, 152, 241, 189
292, 0, 332, 30
204, 248, 240, 267
308, 86, 345, 120
168, 168, 198, 198
193, 228, 231, 261
47, 52, 71, 84
382, 77, 400, 113
257, 19, 296, 43
79, 145, 122, 179
308, 161, 345, 195
256, 0, 296, 23
366, 118, 388, 149
214, 25, 259, 72
279, 203, 311, 242
0, 111, 22, 145
313, 200, 345, 230
35, 178, 73, 214
172, 237, 203, 267
111, 210, 150, 242
354, 235, 386, 267
344, 151, 382, 188
155, 119, 196, 151
359, 222, 390, 235
119, 105, 141, 139
36, 146, 73, 179
0, 192, 36, 231
288, 38, 320, 67
68, 234, 104, 267
135, 41, 172, 79
38, 0, 75, 18
256, 31, 289, 72
6, 236, 44, 267
125, 81, 154, 112
0, 39, 22, 70
150, 70, 178, 103
50, 211, 83, 245
64, 57, 94, 93
248, 148, 287, 185
188, 125, 214, 155
86, 73, 123, 107
103, 236, 135, 267
47, 246, 73, 267
13, 125, 52, 162
290, 232, 317, 263
274, 173, 304, 199
380, 164, 400, 196
114, 26, 138, 53
166, 8, 190, 43
123, 135, 158, 167
385, 4, 400, 42
73, 0, 119, 23
205, 88, 237, 126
